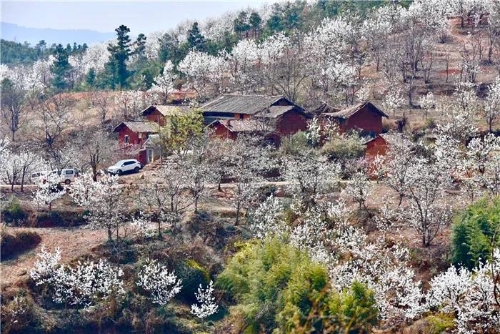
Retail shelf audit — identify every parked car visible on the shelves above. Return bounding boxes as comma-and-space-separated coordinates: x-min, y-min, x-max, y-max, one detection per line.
30, 171, 48, 184
30, 168, 79, 185
59, 168, 79, 184
107, 159, 142, 175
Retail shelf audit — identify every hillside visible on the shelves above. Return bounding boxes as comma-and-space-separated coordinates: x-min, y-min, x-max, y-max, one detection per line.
1, 1, 500, 333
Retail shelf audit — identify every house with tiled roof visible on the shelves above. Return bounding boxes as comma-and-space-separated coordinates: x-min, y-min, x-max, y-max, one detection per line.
113, 121, 160, 145
208, 119, 274, 140
140, 105, 189, 126
203, 94, 309, 144
311, 101, 388, 136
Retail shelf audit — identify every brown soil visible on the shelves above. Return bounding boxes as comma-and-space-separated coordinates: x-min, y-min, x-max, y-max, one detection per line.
1, 226, 108, 289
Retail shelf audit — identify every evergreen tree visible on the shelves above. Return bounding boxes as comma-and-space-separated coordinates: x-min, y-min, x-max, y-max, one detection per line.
134, 33, 147, 61
107, 25, 133, 89
234, 11, 250, 38
451, 197, 500, 269
187, 22, 206, 52
51, 44, 72, 91
249, 12, 262, 38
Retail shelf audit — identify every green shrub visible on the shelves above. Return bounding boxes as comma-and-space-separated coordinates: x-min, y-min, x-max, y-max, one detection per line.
2, 197, 28, 226
216, 238, 378, 333
451, 197, 500, 269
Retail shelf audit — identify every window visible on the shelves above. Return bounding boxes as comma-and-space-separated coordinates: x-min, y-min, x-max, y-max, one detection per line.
138, 133, 142, 139
124, 135, 129, 143
65, 170, 73, 175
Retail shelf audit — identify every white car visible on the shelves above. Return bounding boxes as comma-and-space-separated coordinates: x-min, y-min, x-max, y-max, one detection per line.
31, 169, 79, 185
107, 159, 142, 175
59, 168, 79, 184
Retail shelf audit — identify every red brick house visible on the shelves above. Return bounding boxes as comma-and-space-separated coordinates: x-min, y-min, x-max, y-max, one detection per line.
312, 101, 388, 136
203, 94, 308, 144
255, 105, 308, 137
364, 135, 389, 159
113, 121, 160, 146
113, 121, 160, 165
208, 119, 277, 142
140, 105, 189, 127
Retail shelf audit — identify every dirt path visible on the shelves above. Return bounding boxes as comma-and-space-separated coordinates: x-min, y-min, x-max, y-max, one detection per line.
1, 226, 108, 288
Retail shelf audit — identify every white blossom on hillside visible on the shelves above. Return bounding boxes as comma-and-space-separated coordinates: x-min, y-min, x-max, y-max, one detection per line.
427, 249, 500, 333
32, 172, 65, 211
191, 280, 218, 319
137, 259, 182, 305
149, 60, 177, 104
29, 245, 61, 285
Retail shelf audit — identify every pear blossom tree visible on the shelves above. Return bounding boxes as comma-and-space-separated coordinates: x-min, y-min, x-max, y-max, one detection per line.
139, 160, 194, 235
383, 134, 417, 206
1, 147, 21, 191
343, 170, 372, 210
136, 258, 182, 305
249, 195, 289, 240
178, 50, 228, 100
224, 135, 271, 225
484, 76, 500, 133
30, 246, 124, 309
114, 90, 152, 120
181, 137, 217, 213
282, 150, 341, 212
149, 60, 177, 104
69, 173, 124, 242
402, 157, 453, 247
418, 92, 435, 119
465, 134, 500, 197
426, 249, 500, 333
228, 39, 260, 93
32, 172, 65, 211
191, 280, 218, 319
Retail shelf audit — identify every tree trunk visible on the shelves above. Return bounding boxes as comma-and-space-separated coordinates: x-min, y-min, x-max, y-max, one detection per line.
107, 228, 112, 242
235, 200, 241, 226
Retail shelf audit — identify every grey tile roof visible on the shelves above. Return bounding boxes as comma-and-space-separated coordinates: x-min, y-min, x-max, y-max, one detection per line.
256, 105, 296, 118
141, 105, 189, 117
211, 119, 273, 133
201, 94, 288, 115
114, 121, 159, 133
308, 102, 340, 116
327, 101, 388, 119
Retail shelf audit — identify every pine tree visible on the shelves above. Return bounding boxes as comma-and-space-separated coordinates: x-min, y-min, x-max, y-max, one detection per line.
107, 25, 132, 89
187, 22, 206, 52
51, 44, 72, 91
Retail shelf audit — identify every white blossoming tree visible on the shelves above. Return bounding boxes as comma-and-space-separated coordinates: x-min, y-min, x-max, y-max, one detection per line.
149, 60, 177, 104
30, 246, 124, 309
136, 258, 182, 305
191, 280, 218, 319
32, 172, 65, 212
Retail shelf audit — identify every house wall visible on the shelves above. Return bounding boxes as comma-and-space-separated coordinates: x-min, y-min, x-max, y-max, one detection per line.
117, 127, 144, 145
365, 136, 388, 179
365, 136, 388, 159
341, 106, 383, 135
233, 113, 250, 120
137, 149, 148, 166
276, 110, 307, 136
145, 109, 167, 126
211, 123, 237, 140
